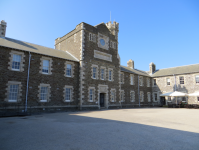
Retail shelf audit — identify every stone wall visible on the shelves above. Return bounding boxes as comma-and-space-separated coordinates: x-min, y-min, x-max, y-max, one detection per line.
0, 47, 79, 109
80, 22, 121, 109
152, 74, 199, 104
121, 72, 153, 107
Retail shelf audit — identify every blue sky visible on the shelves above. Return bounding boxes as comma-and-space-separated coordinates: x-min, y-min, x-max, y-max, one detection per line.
1, 0, 199, 71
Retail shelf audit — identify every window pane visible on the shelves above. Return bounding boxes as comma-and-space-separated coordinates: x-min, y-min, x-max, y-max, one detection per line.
66, 64, 72, 76
180, 77, 184, 84
40, 87, 48, 100
12, 54, 21, 70
196, 76, 199, 83
101, 69, 104, 79
109, 70, 112, 80
9, 84, 18, 101
42, 60, 49, 73
89, 89, 93, 101
65, 88, 71, 100
93, 67, 96, 79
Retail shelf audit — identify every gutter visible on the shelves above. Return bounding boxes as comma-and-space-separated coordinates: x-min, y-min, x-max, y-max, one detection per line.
25, 52, 31, 112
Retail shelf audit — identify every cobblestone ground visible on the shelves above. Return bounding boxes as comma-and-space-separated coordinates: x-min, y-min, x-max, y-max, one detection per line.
0, 108, 199, 150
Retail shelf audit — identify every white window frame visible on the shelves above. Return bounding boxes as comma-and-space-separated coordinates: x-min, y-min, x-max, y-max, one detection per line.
147, 92, 151, 102
93, 67, 97, 79
40, 86, 48, 102
110, 89, 116, 102
42, 60, 50, 74
5, 81, 22, 103
8, 50, 25, 72
38, 83, 51, 102
179, 76, 184, 84
195, 75, 199, 84
63, 85, 74, 102
91, 64, 98, 79
153, 79, 157, 86
153, 92, 158, 102
88, 87, 95, 102
120, 90, 125, 102
130, 74, 134, 85
100, 67, 106, 80
166, 78, 170, 86
66, 64, 72, 77
140, 91, 144, 102
121, 72, 124, 84
108, 68, 113, 81
130, 91, 135, 102
64, 61, 75, 78
39, 56, 53, 75
11, 54, 21, 71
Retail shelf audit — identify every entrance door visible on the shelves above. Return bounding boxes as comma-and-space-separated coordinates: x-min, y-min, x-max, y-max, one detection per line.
160, 97, 166, 106
100, 93, 105, 107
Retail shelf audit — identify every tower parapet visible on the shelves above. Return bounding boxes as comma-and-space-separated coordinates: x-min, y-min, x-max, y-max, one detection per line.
149, 62, 156, 74
106, 21, 119, 41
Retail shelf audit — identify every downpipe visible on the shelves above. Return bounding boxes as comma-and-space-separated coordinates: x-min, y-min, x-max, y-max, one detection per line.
25, 52, 31, 112
138, 75, 140, 107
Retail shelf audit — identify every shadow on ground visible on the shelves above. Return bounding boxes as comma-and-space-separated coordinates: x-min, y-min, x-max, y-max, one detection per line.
0, 111, 198, 150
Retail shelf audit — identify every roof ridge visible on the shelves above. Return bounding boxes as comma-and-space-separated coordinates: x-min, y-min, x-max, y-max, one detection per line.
156, 63, 199, 71
4, 37, 56, 50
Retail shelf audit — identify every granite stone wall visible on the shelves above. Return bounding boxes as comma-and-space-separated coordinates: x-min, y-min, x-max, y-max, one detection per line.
152, 74, 199, 104
0, 47, 79, 109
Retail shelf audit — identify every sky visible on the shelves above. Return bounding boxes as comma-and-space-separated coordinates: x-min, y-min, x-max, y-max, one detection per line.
0, 0, 199, 71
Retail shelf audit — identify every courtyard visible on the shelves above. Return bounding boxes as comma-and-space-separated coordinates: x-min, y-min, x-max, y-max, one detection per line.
0, 108, 199, 150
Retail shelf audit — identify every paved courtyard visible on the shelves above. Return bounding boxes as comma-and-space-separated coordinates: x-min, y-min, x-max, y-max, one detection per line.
0, 108, 199, 150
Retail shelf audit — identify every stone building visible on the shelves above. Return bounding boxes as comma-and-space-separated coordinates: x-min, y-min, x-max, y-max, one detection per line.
0, 20, 198, 112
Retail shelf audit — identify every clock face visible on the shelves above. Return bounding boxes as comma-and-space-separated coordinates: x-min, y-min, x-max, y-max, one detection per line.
100, 39, 105, 46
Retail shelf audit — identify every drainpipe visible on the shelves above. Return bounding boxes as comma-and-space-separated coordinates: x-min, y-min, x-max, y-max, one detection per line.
138, 75, 140, 107
173, 74, 176, 91
25, 52, 31, 112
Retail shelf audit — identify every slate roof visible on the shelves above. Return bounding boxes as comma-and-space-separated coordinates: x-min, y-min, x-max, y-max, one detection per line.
0, 37, 79, 62
120, 66, 150, 77
152, 64, 199, 77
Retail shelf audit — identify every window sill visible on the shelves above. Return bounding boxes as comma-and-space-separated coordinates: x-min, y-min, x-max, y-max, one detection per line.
66, 75, 72, 77
40, 100, 47, 102
11, 69, 20, 71
64, 100, 71, 102
42, 72, 50, 75
8, 100, 17, 102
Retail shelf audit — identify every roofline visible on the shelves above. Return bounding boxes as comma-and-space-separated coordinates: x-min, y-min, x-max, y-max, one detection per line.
120, 66, 151, 77
154, 63, 199, 71
152, 71, 199, 78
0, 44, 79, 62
65, 50, 79, 61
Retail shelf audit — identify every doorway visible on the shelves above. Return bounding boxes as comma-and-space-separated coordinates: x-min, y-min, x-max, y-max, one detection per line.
100, 93, 105, 107
160, 97, 166, 106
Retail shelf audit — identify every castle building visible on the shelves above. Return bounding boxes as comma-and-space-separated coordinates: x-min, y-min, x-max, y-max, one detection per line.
0, 20, 198, 112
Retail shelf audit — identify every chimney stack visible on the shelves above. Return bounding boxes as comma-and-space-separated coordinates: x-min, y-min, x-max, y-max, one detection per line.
0, 20, 7, 37
127, 59, 134, 69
